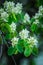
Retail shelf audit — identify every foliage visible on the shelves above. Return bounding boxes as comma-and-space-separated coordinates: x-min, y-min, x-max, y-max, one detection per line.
31, 6, 43, 34
0, 1, 43, 57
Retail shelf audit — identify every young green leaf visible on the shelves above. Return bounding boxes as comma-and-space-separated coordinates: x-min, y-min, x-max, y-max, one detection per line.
24, 47, 32, 57
32, 46, 38, 56
8, 46, 16, 56
31, 23, 38, 33
16, 44, 23, 53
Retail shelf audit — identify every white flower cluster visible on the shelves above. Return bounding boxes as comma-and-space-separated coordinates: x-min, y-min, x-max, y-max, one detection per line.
10, 22, 16, 33
19, 29, 29, 39
23, 13, 30, 23
1, 12, 9, 22
27, 36, 38, 47
19, 28, 38, 47
33, 20, 39, 25
14, 3, 22, 14
0, 1, 38, 51
39, 6, 43, 14
11, 37, 19, 47
32, 6, 43, 28
4, 1, 22, 14
0, 8, 4, 14
34, 6, 43, 19
4, 1, 15, 12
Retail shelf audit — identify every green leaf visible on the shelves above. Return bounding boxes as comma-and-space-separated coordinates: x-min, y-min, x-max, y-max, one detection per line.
16, 43, 24, 53
5, 33, 11, 40
24, 47, 32, 57
31, 23, 38, 33
31, 18, 35, 24
24, 40, 29, 48
39, 17, 43, 24
8, 14, 13, 24
32, 46, 38, 56
16, 39, 24, 53
8, 46, 16, 56
1, 23, 11, 34
12, 13, 17, 22
20, 13, 24, 21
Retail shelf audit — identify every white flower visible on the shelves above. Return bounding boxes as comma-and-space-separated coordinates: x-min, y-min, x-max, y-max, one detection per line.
10, 22, 16, 33
33, 20, 39, 24
4, 1, 22, 14
27, 36, 38, 47
23, 13, 30, 23
39, 6, 43, 13
1, 12, 9, 22
34, 13, 42, 19
4, 1, 15, 12
38, 6, 43, 16
39, 12, 42, 16
11, 37, 19, 47
19, 29, 29, 39
14, 3, 22, 14
1, 12, 8, 18
34, 13, 39, 19
34, 6, 43, 19
39, 6, 43, 10
0, 8, 4, 14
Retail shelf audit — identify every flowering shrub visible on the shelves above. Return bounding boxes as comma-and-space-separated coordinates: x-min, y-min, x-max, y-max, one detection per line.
31, 6, 43, 34
0, 1, 43, 57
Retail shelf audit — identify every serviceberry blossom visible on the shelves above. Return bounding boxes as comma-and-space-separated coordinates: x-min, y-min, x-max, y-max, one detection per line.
11, 37, 19, 47
23, 13, 30, 23
34, 6, 43, 19
4, 1, 22, 14
34, 13, 40, 19
10, 22, 16, 33
0, 8, 4, 14
14, 3, 22, 14
19, 29, 29, 39
33, 20, 39, 24
27, 36, 38, 47
1, 12, 9, 22
4, 1, 15, 12
39, 6, 43, 14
